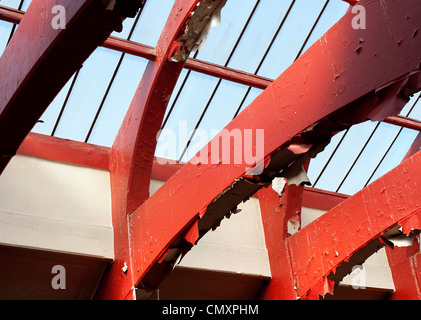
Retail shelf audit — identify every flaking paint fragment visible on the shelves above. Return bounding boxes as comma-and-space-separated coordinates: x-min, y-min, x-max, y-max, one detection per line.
288, 219, 300, 236
272, 177, 287, 197
382, 223, 421, 247
282, 163, 311, 186
287, 143, 313, 155
184, 220, 200, 246
306, 277, 335, 300
171, 0, 227, 62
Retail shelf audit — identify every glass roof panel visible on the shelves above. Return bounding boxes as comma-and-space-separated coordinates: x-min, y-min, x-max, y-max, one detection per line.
0, 20, 12, 55
127, 0, 175, 47
32, 74, 76, 135
52, 48, 123, 142
87, 54, 149, 147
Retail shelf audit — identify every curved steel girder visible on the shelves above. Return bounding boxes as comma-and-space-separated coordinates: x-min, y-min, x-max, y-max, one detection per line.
127, 0, 421, 295
289, 150, 421, 299
96, 0, 227, 300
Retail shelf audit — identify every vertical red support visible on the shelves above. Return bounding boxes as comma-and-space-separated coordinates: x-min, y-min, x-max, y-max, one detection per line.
256, 184, 301, 300
385, 132, 421, 300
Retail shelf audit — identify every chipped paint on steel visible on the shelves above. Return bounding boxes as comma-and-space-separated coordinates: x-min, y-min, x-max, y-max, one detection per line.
170, 0, 227, 62
288, 151, 421, 299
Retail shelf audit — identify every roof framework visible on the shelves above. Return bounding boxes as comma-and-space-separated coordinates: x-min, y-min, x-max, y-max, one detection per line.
0, 0, 420, 300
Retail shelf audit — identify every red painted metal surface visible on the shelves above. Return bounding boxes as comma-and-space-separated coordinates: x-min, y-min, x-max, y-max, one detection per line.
16, 132, 185, 177
0, 0, 140, 175
403, 132, 421, 162
256, 186, 297, 300
17, 133, 110, 170
184, 58, 273, 90
384, 115, 421, 132
103, 36, 157, 61
386, 239, 421, 299
302, 187, 349, 211
0, 4, 21, 23
124, 0, 421, 298
384, 133, 421, 300
288, 151, 421, 299
95, 0, 226, 300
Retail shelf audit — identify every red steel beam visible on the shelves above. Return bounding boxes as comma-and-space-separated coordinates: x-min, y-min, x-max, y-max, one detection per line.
104, 37, 273, 89
124, 0, 421, 297
0, 4, 21, 23
0, 0, 143, 175
384, 132, 421, 300
17, 133, 110, 170
95, 0, 228, 300
288, 151, 421, 299
17, 132, 347, 205
384, 115, 421, 132
256, 186, 298, 300
15, 132, 185, 179
4, 3, 421, 121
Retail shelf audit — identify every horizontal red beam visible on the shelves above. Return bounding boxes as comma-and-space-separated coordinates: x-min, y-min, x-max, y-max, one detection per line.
184, 58, 272, 90
17, 133, 350, 210
102, 36, 157, 61
302, 187, 349, 211
0, 4, 21, 23
15, 133, 186, 179
384, 115, 421, 132
17, 133, 110, 170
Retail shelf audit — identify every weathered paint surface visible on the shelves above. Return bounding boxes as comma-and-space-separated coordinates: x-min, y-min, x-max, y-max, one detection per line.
17, 133, 110, 170
0, 0, 142, 175
384, 133, 421, 300
288, 151, 421, 299
256, 185, 301, 300
95, 0, 227, 300
126, 0, 421, 298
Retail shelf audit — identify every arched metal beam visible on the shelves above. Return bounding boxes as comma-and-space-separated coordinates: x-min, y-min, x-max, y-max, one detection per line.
288, 150, 421, 299
0, 0, 144, 175
95, 0, 228, 300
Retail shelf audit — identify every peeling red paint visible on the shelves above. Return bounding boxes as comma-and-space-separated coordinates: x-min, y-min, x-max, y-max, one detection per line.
289, 151, 421, 299
287, 143, 313, 155
167, 41, 182, 62
184, 220, 200, 246
399, 214, 421, 236
305, 277, 335, 300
